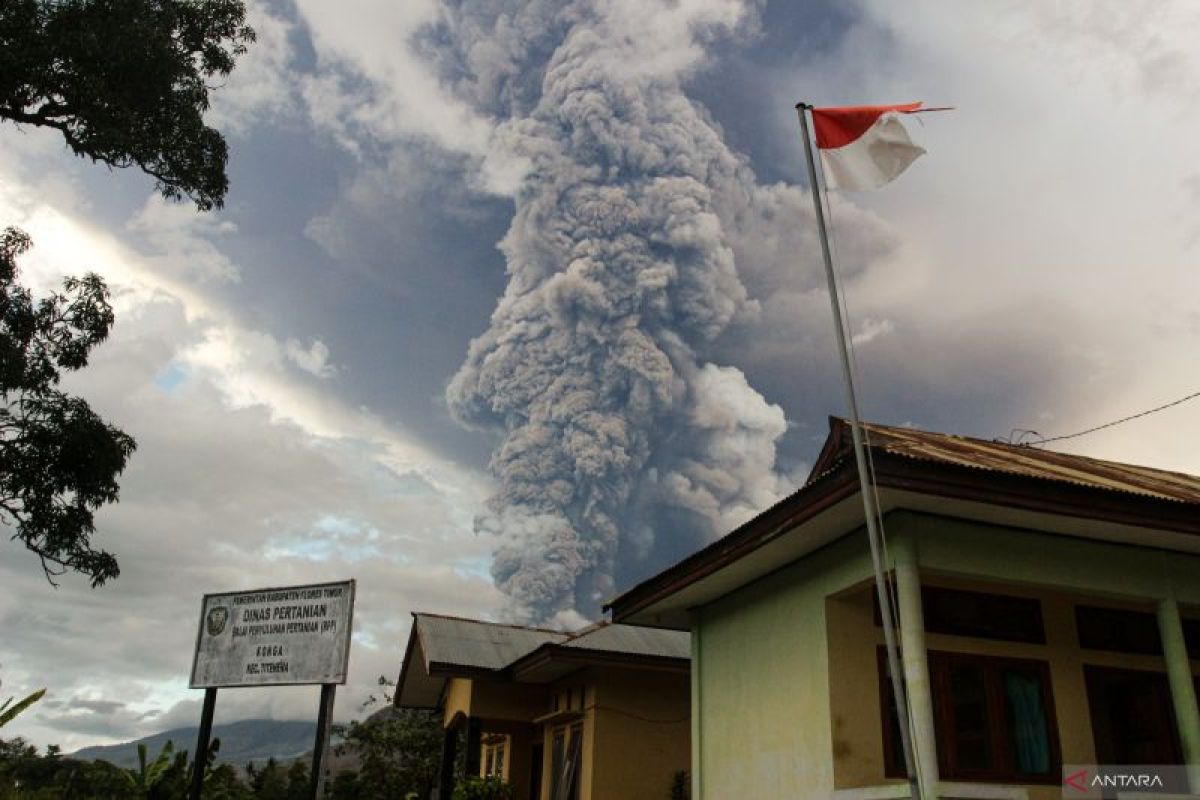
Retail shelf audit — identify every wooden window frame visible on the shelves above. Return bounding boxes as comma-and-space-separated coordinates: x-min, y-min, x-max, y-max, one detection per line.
1083, 665, 1183, 765
880, 648, 1062, 784
1077, 604, 1200, 659
875, 586, 1046, 644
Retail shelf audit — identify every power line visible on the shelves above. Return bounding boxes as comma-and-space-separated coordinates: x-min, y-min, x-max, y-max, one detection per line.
1006, 389, 1200, 446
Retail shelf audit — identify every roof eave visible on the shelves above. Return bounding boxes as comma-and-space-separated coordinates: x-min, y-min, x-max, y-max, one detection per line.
508, 645, 689, 682
607, 447, 1200, 626
605, 459, 860, 623
394, 613, 420, 709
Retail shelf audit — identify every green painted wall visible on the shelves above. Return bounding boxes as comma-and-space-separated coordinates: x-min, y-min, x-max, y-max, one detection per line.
694, 535, 875, 800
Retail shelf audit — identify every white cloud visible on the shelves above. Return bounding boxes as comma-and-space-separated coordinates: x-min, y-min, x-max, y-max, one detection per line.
126, 195, 241, 284
293, 0, 494, 157
206, 4, 303, 135
851, 317, 894, 347
285, 338, 336, 378
0, 139, 497, 752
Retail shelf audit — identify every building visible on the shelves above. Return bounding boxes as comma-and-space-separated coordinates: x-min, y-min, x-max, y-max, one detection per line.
607, 418, 1200, 800
396, 612, 691, 800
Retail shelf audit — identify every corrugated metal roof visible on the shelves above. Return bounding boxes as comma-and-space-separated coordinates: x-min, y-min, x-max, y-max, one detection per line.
561, 622, 690, 659
846, 420, 1200, 504
415, 613, 566, 671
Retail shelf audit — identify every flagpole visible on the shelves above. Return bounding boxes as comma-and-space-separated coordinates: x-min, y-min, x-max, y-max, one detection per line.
795, 102, 922, 799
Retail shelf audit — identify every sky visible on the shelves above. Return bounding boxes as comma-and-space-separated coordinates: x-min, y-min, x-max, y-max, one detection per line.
3, 0, 1200, 751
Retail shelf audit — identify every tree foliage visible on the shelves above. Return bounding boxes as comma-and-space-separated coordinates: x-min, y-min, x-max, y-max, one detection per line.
331, 677, 442, 800
0, 1, 256, 585
0, 729, 436, 799
333, 707, 440, 800
0, 0, 255, 211
0, 227, 136, 586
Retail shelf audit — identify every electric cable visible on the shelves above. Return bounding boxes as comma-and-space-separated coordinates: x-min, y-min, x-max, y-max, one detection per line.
1020, 390, 1200, 446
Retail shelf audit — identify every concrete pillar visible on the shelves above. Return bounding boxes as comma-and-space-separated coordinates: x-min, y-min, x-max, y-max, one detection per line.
1157, 598, 1200, 791
892, 536, 939, 798
465, 717, 483, 777
507, 728, 533, 800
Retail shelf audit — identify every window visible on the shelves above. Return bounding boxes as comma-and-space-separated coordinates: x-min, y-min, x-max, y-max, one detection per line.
481, 738, 507, 778
923, 587, 1045, 643
550, 729, 565, 798
1085, 666, 1181, 764
881, 649, 1060, 782
1185, 618, 1200, 658
550, 724, 583, 800
875, 587, 1045, 643
1077, 605, 1200, 659
1076, 605, 1162, 655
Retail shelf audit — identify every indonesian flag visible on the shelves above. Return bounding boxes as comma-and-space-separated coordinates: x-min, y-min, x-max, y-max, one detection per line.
812, 102, 927, 191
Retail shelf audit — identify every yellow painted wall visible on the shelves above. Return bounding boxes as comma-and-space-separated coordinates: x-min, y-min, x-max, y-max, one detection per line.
440, 664, 689, 799
826, 584, 887, 787
588, 667, 691, 800
506, 729, 533, 799
472, 681, 548, 723
444, 677, 473, 728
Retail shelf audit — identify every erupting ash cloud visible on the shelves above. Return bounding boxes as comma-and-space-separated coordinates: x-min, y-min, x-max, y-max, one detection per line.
443, 0, 842, 625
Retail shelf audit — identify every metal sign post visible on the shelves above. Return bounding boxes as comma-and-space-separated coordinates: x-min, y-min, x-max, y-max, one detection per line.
309, 684, 336, 799
187, 580, 355, 800
187, 688, 217, 800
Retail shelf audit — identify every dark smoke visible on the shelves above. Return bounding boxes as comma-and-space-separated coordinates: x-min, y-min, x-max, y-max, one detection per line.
440, 0, 889, 625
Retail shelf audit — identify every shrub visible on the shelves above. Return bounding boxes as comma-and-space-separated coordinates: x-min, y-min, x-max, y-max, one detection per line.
451, 775, 514, 800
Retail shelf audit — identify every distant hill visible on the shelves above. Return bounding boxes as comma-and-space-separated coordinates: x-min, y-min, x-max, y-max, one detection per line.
72, 719, 318, 769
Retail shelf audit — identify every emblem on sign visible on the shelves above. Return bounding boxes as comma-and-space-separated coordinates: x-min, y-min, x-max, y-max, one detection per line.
206, 605, 230, 636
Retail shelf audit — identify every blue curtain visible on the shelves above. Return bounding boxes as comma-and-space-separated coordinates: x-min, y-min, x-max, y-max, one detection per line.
1004, 671, 1051, 773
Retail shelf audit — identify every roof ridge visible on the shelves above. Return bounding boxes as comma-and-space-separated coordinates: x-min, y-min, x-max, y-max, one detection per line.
837, 417, 1200, 483
413, 611, 568, 636
563, 620, 612, 642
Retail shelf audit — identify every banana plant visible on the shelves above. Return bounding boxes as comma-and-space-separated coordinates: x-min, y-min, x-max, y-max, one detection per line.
123, 740, 184, 797
0, 687, 45, 728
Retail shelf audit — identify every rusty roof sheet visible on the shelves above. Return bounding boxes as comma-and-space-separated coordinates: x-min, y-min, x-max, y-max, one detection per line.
840, 419, 1200, 504
561, 621, 690, 659
415, 613, 567, 671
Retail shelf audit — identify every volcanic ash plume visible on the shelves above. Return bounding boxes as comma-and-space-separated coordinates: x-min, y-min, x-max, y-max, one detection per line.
446, 0, 794, 625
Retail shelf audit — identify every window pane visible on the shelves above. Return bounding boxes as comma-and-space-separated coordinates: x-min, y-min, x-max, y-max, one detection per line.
949, 663, 992, 771
1003, 670, 1052, 774
567, 723, 583, 800
1183, 617, 1200, 659
922, 587, 1045, 643
877, 648, 906, 777
550, 729, 566, 800
1076, 606, 1162, 655
1085, 667, 1181, 764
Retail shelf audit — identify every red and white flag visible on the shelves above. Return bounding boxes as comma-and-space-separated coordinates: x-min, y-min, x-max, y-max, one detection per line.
812, 102, 928, 190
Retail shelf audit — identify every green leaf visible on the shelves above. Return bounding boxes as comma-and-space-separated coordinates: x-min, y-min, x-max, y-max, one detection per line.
0, 687, 45, 727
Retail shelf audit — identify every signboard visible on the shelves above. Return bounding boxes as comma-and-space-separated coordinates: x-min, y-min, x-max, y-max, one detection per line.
189, 580, 355, 688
